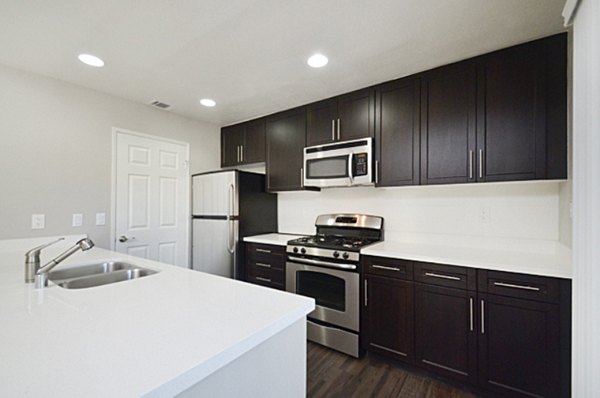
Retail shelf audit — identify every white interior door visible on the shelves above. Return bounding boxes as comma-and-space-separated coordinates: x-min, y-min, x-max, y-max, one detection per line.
113, 129, 190, 267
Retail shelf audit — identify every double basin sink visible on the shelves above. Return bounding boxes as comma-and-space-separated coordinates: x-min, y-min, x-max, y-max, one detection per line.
48, 261, 158, 289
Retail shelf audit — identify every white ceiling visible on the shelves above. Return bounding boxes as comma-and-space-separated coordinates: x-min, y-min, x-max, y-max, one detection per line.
0, 0, 566, 126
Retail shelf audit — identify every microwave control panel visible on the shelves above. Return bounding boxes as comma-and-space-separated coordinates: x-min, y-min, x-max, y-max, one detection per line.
353, 153, 368, 176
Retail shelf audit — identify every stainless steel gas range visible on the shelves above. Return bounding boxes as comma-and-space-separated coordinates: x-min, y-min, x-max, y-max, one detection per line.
285, 214, 384, 357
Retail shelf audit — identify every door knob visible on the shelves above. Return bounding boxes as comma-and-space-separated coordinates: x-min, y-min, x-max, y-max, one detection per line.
119, 235, 134, 243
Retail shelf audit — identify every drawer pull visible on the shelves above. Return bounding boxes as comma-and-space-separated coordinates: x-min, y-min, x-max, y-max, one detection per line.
372, 264, 401, 272
255, 262, 271, 268
493, 282, 540, 291
255, 248, 272, 254
424, 272, 461, 281
256, 276, 271, 283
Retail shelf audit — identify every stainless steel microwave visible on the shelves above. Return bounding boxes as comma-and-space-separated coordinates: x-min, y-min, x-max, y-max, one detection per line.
303, 138, 373, 188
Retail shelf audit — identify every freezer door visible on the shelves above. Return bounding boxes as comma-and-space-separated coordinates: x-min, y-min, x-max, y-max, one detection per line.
192, 172, 238, 216
192, 218, 237, 278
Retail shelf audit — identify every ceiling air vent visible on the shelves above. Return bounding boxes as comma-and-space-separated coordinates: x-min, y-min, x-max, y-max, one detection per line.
149, 100, 171, 110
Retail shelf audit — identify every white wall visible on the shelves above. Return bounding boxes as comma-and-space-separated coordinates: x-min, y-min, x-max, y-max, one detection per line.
278, 181, 564, 248
568, 0, 600, 395
0, 64, 220, 248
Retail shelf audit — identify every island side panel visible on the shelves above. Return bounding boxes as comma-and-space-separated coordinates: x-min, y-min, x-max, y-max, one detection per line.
175, 319, 307, 398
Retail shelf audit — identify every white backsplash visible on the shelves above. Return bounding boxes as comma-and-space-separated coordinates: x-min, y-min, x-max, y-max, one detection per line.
278, 180, 566, 249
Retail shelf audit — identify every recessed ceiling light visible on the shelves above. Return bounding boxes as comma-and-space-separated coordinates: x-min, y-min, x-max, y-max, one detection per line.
200, 98, 216, 107
307, 53, 328, 68
78, 54, 104, 67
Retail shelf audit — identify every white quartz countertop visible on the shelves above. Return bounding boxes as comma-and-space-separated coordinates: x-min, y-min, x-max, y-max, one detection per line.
243, 233, 306, 246
361, 240, 572, 279
0, 238, 314, 397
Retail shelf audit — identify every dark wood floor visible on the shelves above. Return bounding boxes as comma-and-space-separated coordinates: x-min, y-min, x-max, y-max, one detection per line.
307, 342, 480, 398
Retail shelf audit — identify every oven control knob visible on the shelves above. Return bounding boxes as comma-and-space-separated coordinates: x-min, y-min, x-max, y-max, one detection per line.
300, 248, 306, 254
293, 247, 299, 253
333, 251, 339, 258
342, 252, 349, 260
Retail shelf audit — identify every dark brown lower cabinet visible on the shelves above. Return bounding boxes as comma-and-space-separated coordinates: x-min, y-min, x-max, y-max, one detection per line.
478, 294, 560, 397
362, 256, 570, 397
414, 284, 477, 384
363, 275, 414, 363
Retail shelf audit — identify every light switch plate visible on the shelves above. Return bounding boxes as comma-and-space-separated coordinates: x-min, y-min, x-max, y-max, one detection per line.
72, 213, 83, 227
31, 214, 45, 229
96, 213, 106, 226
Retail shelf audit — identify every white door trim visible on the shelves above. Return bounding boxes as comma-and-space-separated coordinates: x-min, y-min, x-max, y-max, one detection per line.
110, 127, 191, 267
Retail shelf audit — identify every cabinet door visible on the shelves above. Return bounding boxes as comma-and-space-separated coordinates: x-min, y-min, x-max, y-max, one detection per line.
414, 284, 477, 384
337, 88, 375, 142
363, 275, 414, 363
420, 62, 477, 184
221, 124, 245, 167
266, 108, 306, 191
375, 78, 420, 186
243, 118, 266, 164
306, 99, 337, 146
477, 40, 546, 182
478, 294, 560, 397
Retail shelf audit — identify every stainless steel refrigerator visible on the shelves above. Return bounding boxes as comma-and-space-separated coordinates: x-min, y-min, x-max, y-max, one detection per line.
192, 170, 277, 279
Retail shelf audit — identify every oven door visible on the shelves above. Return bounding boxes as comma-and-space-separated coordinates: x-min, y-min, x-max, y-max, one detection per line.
286, 260, 359, 332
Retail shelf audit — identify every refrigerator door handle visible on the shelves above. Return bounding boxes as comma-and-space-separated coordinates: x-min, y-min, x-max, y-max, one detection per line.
227, 184, 235, 254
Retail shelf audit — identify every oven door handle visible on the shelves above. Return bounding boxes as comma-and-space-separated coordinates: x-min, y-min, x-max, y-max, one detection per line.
288, 256, 357, 270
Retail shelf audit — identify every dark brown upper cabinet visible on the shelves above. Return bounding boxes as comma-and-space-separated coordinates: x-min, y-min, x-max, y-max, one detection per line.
306, 88, 375, 147
221, 118, 266, 167
419, 33, 567, 185
265, 107, 308, 192
375, 77, 421, 186
420, 61, 477, 185
477, 34, 567, 182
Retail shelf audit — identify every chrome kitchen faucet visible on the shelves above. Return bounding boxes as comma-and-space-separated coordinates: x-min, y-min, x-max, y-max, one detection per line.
24, 237, 64, 283
34, 238, 95, 289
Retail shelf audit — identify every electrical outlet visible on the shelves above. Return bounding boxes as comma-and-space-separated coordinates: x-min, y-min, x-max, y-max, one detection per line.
96, 213, 106, 226
479, 206, 491, 223
72, 213, 83, 227
31, 214, 45, 229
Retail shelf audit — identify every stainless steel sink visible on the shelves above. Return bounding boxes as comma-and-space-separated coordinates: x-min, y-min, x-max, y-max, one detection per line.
48, 261, 158, 289
48, 261, 135, 283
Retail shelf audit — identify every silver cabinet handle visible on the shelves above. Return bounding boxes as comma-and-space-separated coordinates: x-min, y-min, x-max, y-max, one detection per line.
364, 279, 368, 307
255, 248, 271, 254
469, 150, 474, 179
240, 145, 244, 162
300, 168, 304, 188
375, 160, 379, 184
255, 262, 271, 268
236, 145, 240, 163
331, 119, 335, 141
372, 264, 401, 272
424, 272, 461, 281
493, 282, 540, 291
256, 276, 271, 283
479, 149, 484, 179
469, 297, 474, 332
481, 299, 485, 335
337, 118, 341, 140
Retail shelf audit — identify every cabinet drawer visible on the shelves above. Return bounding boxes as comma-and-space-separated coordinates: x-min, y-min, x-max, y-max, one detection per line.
246, 265, 284, 290
247, 256, 284, 271
414, 262, 476, 290
246, 243, 286, 260
478, 270, 561, 303
362, 256, 413, 280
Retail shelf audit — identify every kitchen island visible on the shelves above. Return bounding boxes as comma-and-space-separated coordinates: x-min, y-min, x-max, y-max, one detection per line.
0, 236, 315, 397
